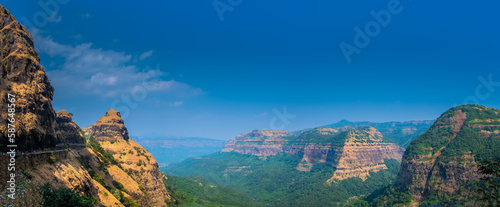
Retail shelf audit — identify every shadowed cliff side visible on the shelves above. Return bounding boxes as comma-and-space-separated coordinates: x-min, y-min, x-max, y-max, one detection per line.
0, 4, 57, 153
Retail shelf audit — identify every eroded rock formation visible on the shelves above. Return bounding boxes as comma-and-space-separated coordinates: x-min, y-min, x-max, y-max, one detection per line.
0, 5, 57, 152
222, 126, 405, 181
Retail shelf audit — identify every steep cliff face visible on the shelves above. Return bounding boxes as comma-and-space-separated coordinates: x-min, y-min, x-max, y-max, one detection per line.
222, 126, 404, 181
221, 129, 295, 156
89, 109, 129, 142
86, 109, 171, 207
397, 105, 500, 203
327, 127, 405, 182
55, 110, 86, 146
0, 5, 57, 152
323, 120, 434, 148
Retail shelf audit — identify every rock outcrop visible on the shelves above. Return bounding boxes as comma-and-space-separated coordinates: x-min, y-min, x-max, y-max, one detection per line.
0, 5, 173, 206
221, 129, 294, 156
0, 4, 57, 152
396, 105, 500, 203
327, 127, 405, 182
222, 126, 405, 182
88, 109, 129, 142
85, 109, 171, 207
55, 110, 86, 146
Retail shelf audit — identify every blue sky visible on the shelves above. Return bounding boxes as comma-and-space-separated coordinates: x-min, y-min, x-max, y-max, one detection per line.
4, 1, 500, 140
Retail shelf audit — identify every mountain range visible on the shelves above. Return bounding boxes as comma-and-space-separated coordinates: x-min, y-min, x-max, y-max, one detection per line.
1, 3, 499, 206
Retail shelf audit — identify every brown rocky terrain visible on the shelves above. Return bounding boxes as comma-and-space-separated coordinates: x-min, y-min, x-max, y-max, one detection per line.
328, 141, 404, 182
0, 5, 173, 206
0, 4, 57, 152
222, 126, 404, 182
55, 110, 86, 146
221, 129, 293, 156
85, 109, 171, 207
89, 109, 130, 142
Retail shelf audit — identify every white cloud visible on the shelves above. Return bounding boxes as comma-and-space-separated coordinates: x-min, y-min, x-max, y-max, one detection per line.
139, 50, 154, 60
90, 73, 118, 86
32, 31, 204, 100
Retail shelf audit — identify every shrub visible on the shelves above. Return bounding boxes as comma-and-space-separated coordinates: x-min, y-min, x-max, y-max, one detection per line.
48, 156, 56, 164
21, 170, 33, 179
40, 182, 96, 207
112, 180, 126, 192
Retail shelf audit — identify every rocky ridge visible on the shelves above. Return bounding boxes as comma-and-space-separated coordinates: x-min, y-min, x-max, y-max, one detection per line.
85, 109, 171, 207
55, 110, 86, 146
222, 126, 405, 182
396, 105, 500, 204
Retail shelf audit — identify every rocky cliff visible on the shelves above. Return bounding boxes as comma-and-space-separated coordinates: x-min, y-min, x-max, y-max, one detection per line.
221, 129, 294, 156
89, 109, 129, 142
327, 127, 405, 182
222, 126, 405, 182
396, 105, 500, 204
85, 109, 171, 207
55, 110, 86, 146
0, 4, 57, 152
0, 5, 173, 206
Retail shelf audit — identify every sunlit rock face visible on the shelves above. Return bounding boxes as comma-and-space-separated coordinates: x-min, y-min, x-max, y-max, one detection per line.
222, 126, 405, 181
88, 109, 130, 142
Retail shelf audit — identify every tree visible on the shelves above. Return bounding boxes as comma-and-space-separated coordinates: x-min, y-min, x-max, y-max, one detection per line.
477, 158, 500, 207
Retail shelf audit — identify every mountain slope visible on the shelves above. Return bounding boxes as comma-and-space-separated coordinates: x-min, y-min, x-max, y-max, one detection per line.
395, 105, 500, 205
85, 109, 171, 207
0, 5, 175, 206
364, 105, 500, 206
166, 126, 405, 205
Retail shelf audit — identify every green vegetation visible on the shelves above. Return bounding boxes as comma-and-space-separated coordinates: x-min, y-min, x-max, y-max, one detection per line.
477, 158, 500, 206
76, 156, 91, 169
405, 105, 500, 162
364, 186, 414, 206
40, 182, 96, 207
89, 171, 111, 191
112, 180, 126, 192
88, 136, 123, 169
365, 105, 500, 206
165, 152, 401, 206
21, 169, 33, 179
163, 174, 260, 206
48, 156, 56, 164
